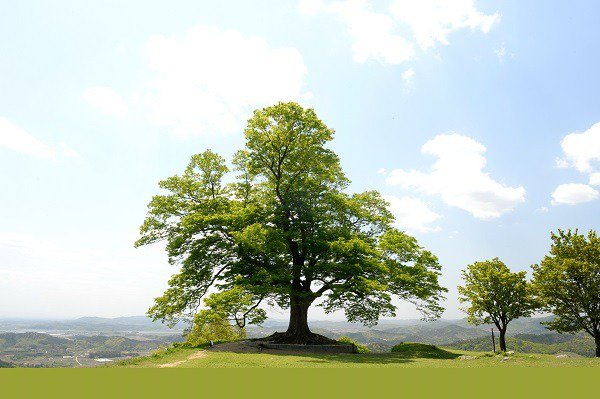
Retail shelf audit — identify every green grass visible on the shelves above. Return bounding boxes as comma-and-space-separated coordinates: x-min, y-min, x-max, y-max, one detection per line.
390, 342, 461, 359
111, 342, 600, 368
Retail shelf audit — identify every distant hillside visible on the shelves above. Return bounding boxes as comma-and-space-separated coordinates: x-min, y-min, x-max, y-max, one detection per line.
1, 316, 569, 358
0, 359, 15, 368
0, 332, 183, 367
371, 324, 489, 344
246, 316, 559, 353
447, 333, 596, 357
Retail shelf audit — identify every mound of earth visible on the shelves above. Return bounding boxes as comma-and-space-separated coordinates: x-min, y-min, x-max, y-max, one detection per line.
259, 331, 339, 345
209, 339, 354, 354
391, 343, 460, 359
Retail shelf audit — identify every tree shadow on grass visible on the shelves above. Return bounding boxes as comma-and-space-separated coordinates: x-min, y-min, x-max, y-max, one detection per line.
272, 352, 416, 365
253, 343, 461, 365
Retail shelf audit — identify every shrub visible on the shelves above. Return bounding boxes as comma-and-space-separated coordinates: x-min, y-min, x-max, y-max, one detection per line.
337, 336, 370, 354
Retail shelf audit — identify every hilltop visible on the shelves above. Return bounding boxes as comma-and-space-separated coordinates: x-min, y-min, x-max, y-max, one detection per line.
112, 342, 600, 368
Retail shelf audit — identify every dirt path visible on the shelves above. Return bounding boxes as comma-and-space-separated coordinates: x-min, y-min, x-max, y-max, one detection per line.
158, 350, 207, 368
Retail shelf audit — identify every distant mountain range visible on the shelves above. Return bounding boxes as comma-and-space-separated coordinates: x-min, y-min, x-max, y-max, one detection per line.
0, 316, 186, 333
3, 315, 595, 360
247, 316, 555, 343
246, 315, 596, 356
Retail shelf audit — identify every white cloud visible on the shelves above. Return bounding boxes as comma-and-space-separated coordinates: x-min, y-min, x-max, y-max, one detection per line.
142, 25, 310, 136
557, 122, 600, 173
494, 44, 514, 61
401, 68, 415, 83
377, 167, 387, 174
301, 0, 414, 65
555, 157, 570, 168
536, 206, 549, 213
495, 45, 506, 60
552, 122, 600, 204
0, 117, 56, 159
82, 86, 128, 117
60, 142, 80, 158
389, 0, 500, 50
300, 0, 499, 65
383, 195, 441, 233
299, 0, 326, 14
386, 134, 525, 219
551, 183, 599, 205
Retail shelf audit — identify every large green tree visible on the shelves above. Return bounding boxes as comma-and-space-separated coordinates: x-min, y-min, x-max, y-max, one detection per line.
137, 102, 446, 344
458, 258, 536, 352
532, 229, 600, 357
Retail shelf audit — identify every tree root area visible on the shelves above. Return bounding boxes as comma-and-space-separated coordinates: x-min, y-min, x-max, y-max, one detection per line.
258, 331, 339, 345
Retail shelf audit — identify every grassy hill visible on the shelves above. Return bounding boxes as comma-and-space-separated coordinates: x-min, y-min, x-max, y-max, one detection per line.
111, 342, 600, 368
447, 333, 596, 357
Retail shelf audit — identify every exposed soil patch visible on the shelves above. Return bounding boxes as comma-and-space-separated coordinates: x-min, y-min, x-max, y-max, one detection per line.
158, 350, 207, 368
158, 360, 187, 368
188, 351, 208, 360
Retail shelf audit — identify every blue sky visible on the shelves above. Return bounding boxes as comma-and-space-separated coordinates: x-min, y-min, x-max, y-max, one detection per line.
1, 0, 599, 320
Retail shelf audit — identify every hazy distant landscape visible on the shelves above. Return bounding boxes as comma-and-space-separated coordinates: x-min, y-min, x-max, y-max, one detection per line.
1, 315, 596, 367
0, 316, 184, 367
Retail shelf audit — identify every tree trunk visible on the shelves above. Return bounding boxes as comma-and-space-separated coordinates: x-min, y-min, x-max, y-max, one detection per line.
262, 287, 337, 344
286, 295, 311, 339
595, 336, 600, 358
499, 329, 507, 352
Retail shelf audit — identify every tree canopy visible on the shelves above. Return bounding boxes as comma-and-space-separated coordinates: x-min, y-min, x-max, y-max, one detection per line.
458, 258, 536, 351
137, 102, 446, 343
532, 229, 600, 357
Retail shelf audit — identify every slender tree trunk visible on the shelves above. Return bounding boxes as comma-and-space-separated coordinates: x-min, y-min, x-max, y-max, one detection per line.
595, 336, 600, 358
499, 329, 507, 352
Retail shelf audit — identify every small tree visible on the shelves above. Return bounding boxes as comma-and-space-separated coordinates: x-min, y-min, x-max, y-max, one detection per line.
186, 288, 266, 346
532, 229, 600, 357
186, 317, 245, 347
458, 258, 536, 352
200, 286, 267, 329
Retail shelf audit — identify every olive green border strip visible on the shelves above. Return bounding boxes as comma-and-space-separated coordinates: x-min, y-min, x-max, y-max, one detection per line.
1, 368, 597, 398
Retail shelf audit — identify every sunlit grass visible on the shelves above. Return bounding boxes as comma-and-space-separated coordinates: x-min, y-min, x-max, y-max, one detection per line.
111, 342, 600, 368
